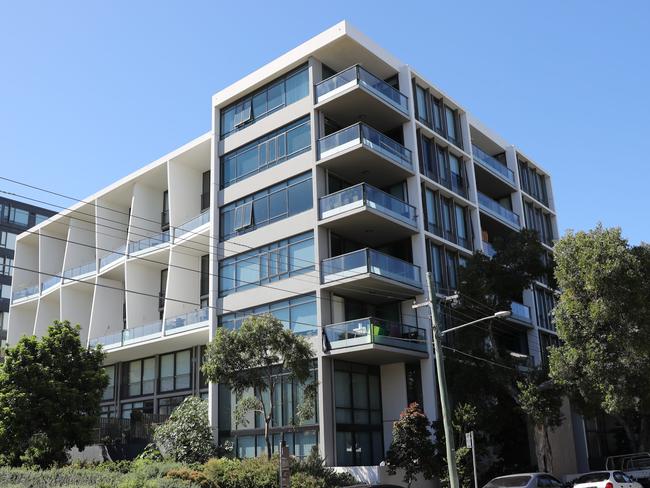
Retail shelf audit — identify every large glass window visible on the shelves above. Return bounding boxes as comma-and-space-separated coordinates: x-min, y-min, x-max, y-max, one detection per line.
428, 241, 467, 293
158, 395, 187, 416
422, 187, 471, 250
0, 256, 13, 277
518, 160, 549, 206
524, 201, 554, 245
2, 205, 30, 226
121, 400, 154, 419
0, 231, 17, 250
335, 362, 383, 466
220, 172, 312, 241
221, 117, 311, 187
220, 65, 309, 138
220, 294, 317, 336
219, 232, 314, 296
418, 133, 467, 198
534, 286, 556, 332
124, 357, 155, 397
159, 349, 192, 393
413, 84, 462, 148
102, 365, 116, 401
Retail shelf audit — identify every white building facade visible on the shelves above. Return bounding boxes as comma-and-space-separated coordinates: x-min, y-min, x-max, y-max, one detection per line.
8, 21, 583, 471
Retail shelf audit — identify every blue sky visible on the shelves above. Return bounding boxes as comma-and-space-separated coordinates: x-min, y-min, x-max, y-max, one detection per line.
0, 1, 648, 243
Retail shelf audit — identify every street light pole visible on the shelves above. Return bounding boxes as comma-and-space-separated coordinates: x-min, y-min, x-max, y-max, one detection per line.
424, 271, 460, 488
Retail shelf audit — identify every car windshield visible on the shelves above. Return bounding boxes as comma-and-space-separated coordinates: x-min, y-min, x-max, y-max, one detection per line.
484, 476, 532, 488
575, 473, 610, 484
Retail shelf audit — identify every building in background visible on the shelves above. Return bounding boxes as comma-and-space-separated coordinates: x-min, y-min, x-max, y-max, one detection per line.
0, 197, 55, 350
6, 21, 587, 474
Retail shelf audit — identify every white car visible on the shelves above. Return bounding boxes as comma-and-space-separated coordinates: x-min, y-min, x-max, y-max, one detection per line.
483, 473, 563, 488
572, 471, 642, 488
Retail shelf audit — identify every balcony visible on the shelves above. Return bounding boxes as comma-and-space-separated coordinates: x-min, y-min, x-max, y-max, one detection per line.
165, 307, 210, 335
510, 301, 532, 324
319, 184, 417, 246
173, 210, 210, 240
323, 317, 428, 364
317, 123, 413, 187
63, 261, 97, 282
477, 192, 521, 229
12, 284, 39, 302
472, 145, 515, 185
128, 231, 170, 256
482, 241, 496, 258
99, 245, 126, 270
315, 65, 409, 131
41, 275, 61, 294
321, 248, 422, 303
89, 320, 163, 350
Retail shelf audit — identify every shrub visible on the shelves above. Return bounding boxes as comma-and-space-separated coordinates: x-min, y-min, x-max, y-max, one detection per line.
290, 447, 357, 487
290, 472, 326, 488
165, 467, 215, 488
0, 465, 123, 487
203, 456, 279, 488
154, 397, 217, 464
137, 443, 164, 462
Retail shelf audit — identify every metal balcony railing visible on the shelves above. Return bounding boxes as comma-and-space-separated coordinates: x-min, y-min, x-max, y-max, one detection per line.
319, 183, 417, 227
510, 301, 532, 323
318, 122, 412, 170
324, 317, 427, 352
321, 248, 421, 289
477, 192, 521, 228
315, 64, 409, 115
472, 144, 515, 184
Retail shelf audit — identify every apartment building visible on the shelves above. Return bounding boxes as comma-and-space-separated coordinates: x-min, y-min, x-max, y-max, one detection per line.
0, 197, 55, 350
7, 21, 586, 473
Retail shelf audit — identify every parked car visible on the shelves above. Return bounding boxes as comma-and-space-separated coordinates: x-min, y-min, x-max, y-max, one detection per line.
483, 473, 564, 488
571, 471, 642, 488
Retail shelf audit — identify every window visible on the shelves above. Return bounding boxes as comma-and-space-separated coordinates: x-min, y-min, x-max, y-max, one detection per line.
335, 362, 383, 466
162, 191, 169, 230
121, 400, 153, 419
100, 405, 117, 418
418, 133, 467, 198
201, 171, 211, 211
221, 117, 311, 188
0, 256, 13, 277
220, 293, 317, 335
0, 284, 11, 299
422, 187, 471, 250
159, 269, 167, 319
0, 312, 7, 349
412, 84, 462, 148
158, 395, 187, 416
103, 365, 116, 401
200, 254, 209, 308
428, 240, 467, 292
220, 172, 312, 240
2, 205, 29, 226
159, 349, 192, 393
518, 159, 549, 206
405, 363, 423, 407
534, 286, 556, 332
124, 357, 155, 397
524, 201, 554, 245
0, 231, 17, 250
219, 232, 314, 297
220, 65, 309, 138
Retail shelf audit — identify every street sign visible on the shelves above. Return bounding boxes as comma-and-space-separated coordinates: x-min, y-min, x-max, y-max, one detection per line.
466, 432, 473, 449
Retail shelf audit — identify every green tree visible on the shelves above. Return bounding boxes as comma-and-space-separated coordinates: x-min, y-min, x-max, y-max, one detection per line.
386, 403, 438, 488
516, 372, 564, 473
154, 396, 217, 463
0, 320, 108, 467
549, 225, 650, 451
202, 314, 315, 459
444, 229, 562, 476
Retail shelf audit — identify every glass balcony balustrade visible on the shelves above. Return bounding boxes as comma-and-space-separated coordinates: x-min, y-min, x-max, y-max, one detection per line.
12, 284, 39, 301
510, 301, 532, 323
40, 275, 60, 293
89, 320, 163, 350
63, 261, 97, 281
324, 317, 427, 352
128, 231, 170, 255
173, 210, 210, 239
99, 245, 126, 269
482, 241, 497, 257
477, 192, 521, 228
318, 123, 412, 170
319, 183, 417, 227
321, 248, 421, 289
315, 65, 409, 115
472, 144, 515, 184
164, 307, 210, 334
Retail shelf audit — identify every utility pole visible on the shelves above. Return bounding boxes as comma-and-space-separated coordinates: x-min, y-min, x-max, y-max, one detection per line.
421, 271, 460, 488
